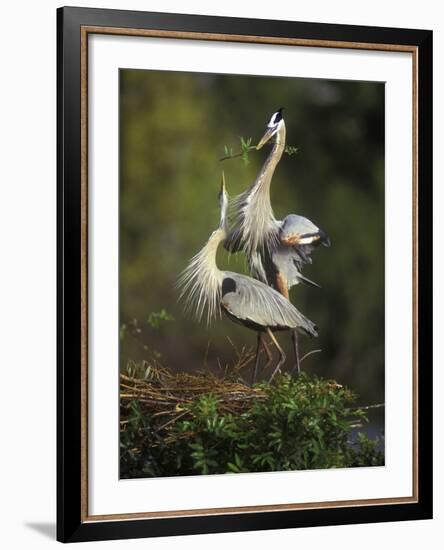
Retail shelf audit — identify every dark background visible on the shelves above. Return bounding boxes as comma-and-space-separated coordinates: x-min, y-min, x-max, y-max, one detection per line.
119, 69, 385, 408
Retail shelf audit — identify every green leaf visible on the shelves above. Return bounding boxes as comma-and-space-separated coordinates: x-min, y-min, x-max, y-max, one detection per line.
147, 309, 175, 329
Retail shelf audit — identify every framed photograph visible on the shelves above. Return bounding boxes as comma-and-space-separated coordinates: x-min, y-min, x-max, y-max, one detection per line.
57, 6, 433, 543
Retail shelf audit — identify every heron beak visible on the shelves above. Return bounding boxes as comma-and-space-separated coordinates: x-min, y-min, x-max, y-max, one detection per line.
220, 171, 226, 194
319, 230, 331, 247
219, 171, 228, 228
256, 127, 276, 150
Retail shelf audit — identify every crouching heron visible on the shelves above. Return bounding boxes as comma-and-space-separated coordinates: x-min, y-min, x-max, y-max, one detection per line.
178, 174, 318, 383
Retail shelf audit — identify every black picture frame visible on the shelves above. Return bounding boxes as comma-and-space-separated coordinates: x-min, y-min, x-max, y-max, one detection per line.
57, 5, 433, 543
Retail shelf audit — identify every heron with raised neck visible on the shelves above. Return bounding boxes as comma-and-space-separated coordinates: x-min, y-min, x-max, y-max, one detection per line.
225, 109, 330, 378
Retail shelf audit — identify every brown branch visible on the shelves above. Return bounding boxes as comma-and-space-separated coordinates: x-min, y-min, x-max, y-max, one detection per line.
156, 410, 190, 432
300, 349, 322, 363
351, 403, 385, 412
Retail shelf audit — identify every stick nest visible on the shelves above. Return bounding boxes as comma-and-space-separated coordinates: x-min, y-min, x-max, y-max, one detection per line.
120, 357, 265, 421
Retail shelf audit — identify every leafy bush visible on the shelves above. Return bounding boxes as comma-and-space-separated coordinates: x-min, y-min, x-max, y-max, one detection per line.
120, 371, 383, 478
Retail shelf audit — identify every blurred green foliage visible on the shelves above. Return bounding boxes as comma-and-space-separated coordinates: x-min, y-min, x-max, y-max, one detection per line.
119, 70, 385, 406
120, 372, 383, 478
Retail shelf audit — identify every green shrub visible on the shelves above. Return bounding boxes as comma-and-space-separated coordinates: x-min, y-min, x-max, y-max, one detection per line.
120, 372, 383, 478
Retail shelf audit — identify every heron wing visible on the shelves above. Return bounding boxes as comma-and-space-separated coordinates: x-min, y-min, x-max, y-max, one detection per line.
221, 272, 317, 336
279, 214, 329, 247
280, 214, 319, 237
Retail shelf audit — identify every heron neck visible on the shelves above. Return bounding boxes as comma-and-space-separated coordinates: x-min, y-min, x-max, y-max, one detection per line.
259, 123, 286, 191
202, 227, 226, 279
251, 123, 286, 214
240, 123, 285, 254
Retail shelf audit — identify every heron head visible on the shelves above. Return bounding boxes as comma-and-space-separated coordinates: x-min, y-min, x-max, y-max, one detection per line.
256, 108, 285, 150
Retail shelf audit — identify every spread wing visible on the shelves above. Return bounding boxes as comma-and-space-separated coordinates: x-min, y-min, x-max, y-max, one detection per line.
221, 272, 318, 336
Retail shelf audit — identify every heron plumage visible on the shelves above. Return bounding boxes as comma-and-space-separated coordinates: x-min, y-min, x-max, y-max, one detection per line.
178, 175, 317, 339
221, 272, 318, 336
177, 228, 224, 325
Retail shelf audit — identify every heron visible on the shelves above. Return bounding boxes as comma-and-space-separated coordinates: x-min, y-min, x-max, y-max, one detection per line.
178, 174, 318, 383
225, 108, 330, 377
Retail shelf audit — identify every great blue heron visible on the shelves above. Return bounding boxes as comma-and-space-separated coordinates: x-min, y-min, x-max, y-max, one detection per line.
178, 174, 318, 382
225, 108, 330, 376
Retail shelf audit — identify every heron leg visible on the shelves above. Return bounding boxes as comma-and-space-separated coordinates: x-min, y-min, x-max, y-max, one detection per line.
267, 328, 286, 383
262, 338, 273, 371
252, 332, 262, 385
290, 329, 301, 376
253, 334, 274, 384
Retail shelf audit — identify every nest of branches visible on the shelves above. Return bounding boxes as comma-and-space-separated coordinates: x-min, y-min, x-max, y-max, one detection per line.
119, 341, 343, 432
120, 351, 266, 425
119, 356, 386, 478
